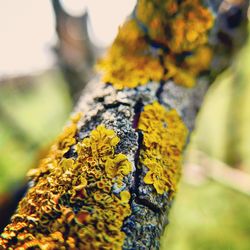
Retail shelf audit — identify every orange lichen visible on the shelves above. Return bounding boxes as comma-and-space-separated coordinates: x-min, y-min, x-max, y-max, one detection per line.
0, 118, 132, 249
136, 0, 213, 52
138, 102, 188, 197
97, 0, 214, 89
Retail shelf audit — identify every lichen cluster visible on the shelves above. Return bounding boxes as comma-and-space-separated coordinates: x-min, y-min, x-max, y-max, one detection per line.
0, 115, 132, 250
137, 0, 214, 52
138, 102, 187, 197
97, 0, 214, 89
97, 19, 164, 89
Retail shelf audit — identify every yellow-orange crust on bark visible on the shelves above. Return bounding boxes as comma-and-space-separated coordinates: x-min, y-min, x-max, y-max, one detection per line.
97, 0, 214, 89
138, 102, 188, 197
0, 114, 132, 250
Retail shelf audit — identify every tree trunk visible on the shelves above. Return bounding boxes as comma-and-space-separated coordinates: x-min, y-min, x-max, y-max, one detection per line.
0, 0, 248, 249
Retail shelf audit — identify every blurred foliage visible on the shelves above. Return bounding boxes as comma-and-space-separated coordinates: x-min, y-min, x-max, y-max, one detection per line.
0, 70, 72, 194
192, 29, 250, 170
161, 180, 250, 250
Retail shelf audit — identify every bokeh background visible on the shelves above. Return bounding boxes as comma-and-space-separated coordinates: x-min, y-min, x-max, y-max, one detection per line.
0, 1, 250, 249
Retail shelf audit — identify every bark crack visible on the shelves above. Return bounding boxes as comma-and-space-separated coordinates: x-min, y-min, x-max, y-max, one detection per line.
103, 101, 131, 109
155, 80, 165, 104
130, 98, 162, 214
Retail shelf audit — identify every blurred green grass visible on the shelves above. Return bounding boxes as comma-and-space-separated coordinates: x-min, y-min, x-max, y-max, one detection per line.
161, 180, 250, 250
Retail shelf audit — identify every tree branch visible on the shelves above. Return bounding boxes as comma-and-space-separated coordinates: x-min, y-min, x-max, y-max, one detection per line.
0, 0, 249, 249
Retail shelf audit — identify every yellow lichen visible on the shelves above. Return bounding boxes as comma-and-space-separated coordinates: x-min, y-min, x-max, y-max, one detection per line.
136, 0, 214, 52
138, 102, 188, 197
0, 118, 132, 249
97, 0, 214, 89
105, 154, 132, 178
96, 19, 164, 89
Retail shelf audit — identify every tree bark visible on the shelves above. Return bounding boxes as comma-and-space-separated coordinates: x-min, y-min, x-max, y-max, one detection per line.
0, 0, 248, 249
52, 0, 102, 102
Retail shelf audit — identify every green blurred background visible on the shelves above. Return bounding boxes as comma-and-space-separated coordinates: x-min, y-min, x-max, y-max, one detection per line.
0, 1, 250, 249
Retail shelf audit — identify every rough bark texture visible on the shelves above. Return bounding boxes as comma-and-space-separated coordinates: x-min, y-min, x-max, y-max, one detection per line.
0, 0, 248, 249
